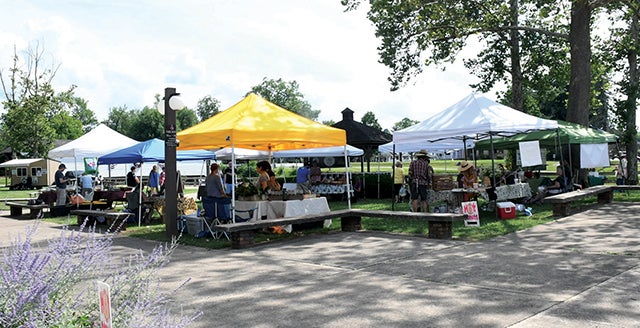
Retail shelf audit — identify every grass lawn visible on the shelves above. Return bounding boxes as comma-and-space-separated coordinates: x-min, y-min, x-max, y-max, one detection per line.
2, 184, 639, 249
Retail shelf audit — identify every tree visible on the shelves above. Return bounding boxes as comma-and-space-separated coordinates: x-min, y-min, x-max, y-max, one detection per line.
103, 105, 134, 137
196, 95, 221, 121
176, 108, 199, 131
342, 0, 572, 112
392, 117, 419, 131
361, 111, 382, 131
249, 77, 320, 120
602, 1, 640, 184
66, 95, 99, 134
0, 44, 83, 157
127, 106, 163, 141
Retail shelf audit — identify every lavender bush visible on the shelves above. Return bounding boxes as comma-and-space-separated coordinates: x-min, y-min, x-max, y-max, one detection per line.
0, 221, 200, 327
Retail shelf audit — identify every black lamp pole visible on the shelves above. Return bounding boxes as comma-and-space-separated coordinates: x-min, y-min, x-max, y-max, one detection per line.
164, 87, 178, 238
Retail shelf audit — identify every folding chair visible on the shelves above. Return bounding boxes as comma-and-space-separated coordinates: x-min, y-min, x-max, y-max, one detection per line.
203, 199, 258, 240
201, 197, 232, 240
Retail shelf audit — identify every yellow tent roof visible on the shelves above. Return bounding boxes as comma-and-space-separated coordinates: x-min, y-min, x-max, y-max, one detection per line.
177, 93, 346, 151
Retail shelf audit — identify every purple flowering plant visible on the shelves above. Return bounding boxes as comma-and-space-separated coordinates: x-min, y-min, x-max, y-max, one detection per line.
0, 221, 201, 327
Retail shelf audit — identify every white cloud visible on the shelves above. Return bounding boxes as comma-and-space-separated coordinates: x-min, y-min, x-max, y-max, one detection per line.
0, 0, 520, 132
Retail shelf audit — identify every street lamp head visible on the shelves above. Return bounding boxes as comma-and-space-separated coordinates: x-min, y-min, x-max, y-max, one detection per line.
169, 95, 185, 111
157, 93, 186, 115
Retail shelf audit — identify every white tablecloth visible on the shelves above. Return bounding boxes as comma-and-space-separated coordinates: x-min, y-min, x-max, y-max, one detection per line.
267, 197, 331, 232
267, 197, 330, 219
233, 197, 331, 228
234, 200, 269, 221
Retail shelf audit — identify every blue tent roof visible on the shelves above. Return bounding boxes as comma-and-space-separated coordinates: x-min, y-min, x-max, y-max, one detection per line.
98, 138, 215, 165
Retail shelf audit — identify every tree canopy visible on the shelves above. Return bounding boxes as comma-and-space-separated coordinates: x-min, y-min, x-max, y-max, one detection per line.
0, 44, 86, 157
249, 77, 320, 120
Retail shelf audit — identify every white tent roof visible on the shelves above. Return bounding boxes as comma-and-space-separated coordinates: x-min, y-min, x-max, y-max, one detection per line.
0, 158, 49, 167
48, 124, 138, 159
273, 145, 363, 158
214, 148, 270, 160
214, 145, 364, 160
378, 140, 474, 154
393, 92, 558, 144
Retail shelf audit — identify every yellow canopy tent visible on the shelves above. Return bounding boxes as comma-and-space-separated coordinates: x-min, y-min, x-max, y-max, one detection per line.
177, 93, 346, 151
177, 93, 351, 218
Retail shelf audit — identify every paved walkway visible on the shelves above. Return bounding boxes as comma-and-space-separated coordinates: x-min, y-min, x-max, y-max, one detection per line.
1, 203, 639, 327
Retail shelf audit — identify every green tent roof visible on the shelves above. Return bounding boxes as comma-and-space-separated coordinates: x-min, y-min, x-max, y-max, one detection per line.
475, 121, 618, 150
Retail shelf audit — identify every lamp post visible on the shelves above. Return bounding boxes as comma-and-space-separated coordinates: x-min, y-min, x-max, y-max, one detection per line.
159, 87, 184, 238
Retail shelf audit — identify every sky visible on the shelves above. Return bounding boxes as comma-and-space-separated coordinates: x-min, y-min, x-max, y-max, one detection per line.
0, 0, 486, 131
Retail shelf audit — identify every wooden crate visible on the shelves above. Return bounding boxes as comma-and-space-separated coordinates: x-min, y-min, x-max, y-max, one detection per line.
432, 174, 456, 191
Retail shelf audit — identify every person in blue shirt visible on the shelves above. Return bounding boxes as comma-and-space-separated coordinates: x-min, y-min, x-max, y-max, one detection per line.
80, 172, 93, 198
148, 165, 160, 196
296, 160, 311, 193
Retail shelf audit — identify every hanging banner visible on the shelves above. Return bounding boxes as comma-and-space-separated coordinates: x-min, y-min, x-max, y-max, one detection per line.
518, 141, 543, 167
461, 201, 480, 227
84, 157, 98, 174
580, 143, 610, 168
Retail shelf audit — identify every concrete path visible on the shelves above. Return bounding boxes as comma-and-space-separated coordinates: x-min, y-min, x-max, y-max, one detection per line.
1, 203, 638, 327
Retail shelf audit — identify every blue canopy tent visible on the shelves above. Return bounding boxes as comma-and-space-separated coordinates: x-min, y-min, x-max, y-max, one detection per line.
98, 138, 216, 226
98, 138, 216, 164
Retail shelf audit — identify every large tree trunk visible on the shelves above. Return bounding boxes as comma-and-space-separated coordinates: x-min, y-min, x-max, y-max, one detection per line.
625, 12, 639, 185
509, 0, 524, 111
567, 0, 592, 186
567, 0, 591, 126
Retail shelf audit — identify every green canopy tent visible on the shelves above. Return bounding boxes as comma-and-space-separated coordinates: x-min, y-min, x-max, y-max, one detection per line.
476, 121, 619, 187
475, 121, 618, 151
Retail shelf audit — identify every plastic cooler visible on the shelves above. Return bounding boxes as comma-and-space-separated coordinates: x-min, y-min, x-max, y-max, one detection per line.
496, 202, 516, 219
185, 215, 204, 235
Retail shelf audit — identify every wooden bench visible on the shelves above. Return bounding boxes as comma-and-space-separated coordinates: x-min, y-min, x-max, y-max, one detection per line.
214, 209, 467, 249
611, 185, 640, 192
4, 201, 49, 219
544, 185, 614, 217
71, 209, 133, 231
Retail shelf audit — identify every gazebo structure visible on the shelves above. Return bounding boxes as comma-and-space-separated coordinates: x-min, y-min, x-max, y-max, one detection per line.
332, 108, 392, 172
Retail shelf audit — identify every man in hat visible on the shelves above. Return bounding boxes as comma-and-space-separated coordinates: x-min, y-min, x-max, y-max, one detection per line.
408, 149, 432, 212
55, 163, 70, 206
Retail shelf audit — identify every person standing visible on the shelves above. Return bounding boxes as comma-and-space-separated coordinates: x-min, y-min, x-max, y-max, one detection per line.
393, 161, 405, 203
408, 149, 431, 212
55, 164, 70, 206
159, 166, 166, 194
296, 160, 311, 193
80, 172, 93, 198
126, 165, 140, 188
148, 165, 160, 196
309, 160, 322, 185
204, 163, 230, 219
616, 155, 628, 186
459, 160, 478, 201
223, 161, 234, 195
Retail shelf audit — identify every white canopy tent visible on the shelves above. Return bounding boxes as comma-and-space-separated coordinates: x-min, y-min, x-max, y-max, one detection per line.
272, 145, 363, 158
214, 145, 364, 161
393, 92, 558, 144
48, 124, 139, 204
378, 140, 474, 154
392, 92, 558, 199
49, 124, 138, 159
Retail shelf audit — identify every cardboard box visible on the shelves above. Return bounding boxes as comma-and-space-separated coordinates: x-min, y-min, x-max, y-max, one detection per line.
497, 202, 516, 220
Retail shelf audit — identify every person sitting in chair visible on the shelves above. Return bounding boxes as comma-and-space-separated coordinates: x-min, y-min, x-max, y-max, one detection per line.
525, 166, 566, 204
